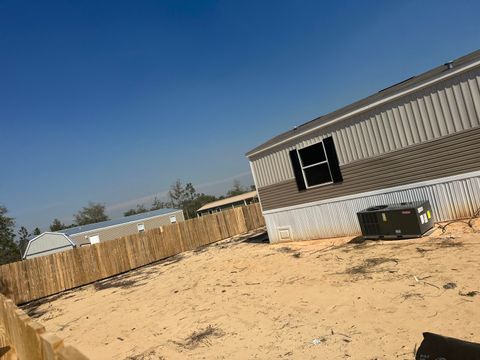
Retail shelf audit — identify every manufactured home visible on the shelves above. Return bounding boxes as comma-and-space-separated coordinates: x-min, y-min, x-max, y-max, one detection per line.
23, 208, 184, 259
196, 191, 258, 216
246, 50, 480, 243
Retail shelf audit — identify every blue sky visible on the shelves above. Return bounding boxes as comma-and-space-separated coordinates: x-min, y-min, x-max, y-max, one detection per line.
1, 0, 479, 231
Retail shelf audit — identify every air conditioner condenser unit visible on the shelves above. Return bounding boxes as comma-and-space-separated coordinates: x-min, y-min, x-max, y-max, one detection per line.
356, 201, 434, 239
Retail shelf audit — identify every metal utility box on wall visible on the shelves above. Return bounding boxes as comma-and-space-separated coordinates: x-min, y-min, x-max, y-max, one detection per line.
357, 201, 434, 239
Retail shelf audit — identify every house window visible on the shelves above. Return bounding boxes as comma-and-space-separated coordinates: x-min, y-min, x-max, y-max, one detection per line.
137, 223, 145, 233
289, 136, 343, 191
169, 215, 177, 224
297, 142, 332, 188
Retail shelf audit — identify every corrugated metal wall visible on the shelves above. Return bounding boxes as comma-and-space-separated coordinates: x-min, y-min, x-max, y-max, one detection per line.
264, 175, 480, 243
252, 67, 480, 188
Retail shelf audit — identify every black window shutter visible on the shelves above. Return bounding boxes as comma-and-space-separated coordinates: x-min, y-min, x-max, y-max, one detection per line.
289, 149, 306, 191
323, 136, 343, 183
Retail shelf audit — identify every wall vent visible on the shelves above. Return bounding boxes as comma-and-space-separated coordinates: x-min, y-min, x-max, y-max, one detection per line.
277, 227, 292, 242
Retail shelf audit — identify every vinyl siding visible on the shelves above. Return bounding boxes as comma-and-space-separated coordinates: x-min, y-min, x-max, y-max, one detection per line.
251, 67, 480, 188
258, 126, 480, 211
69, 211, 185, 245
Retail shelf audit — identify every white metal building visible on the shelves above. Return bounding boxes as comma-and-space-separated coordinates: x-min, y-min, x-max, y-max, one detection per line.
196, 191, 258, 216
23, 208, 184, 259
23, 232, 76, 259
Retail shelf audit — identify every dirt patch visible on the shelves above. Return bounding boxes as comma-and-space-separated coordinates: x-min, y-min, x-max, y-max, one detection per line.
276, 246, 295, 253
125, 349, 164, 360
436, 238, 463, 248
157, 254, 185, 266
193, 245, 209, 254
400, 292, 424, 302
31, 223, 480, 359
215, 230, 268, 249
344, 257, 399, 275
173, 325, 224, 350
94, 279, 143, 291
459, 291, 479, 297
274, 246, 302, 258
416, 247, 432, 255
22, 291, 71, 319
414, 236, 463, 257
443, 282, 457, 290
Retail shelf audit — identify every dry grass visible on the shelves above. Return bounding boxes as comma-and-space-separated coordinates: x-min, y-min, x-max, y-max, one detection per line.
94, 279, 140, 291
443, 282, 457, 290
125, 349, 164, 360
276, 246, 295, 254
437, 238, 464, 248
459, 291, 480, 297
275, 246, 302, 258
400, 292, 425, 302
344, 257, 399, 275
174, 325, 225, 350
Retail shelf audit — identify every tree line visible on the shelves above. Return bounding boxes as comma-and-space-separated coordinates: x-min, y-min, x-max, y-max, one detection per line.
49, 202, 109, 231
0, 179, 254, 265
123, 179, 254, 219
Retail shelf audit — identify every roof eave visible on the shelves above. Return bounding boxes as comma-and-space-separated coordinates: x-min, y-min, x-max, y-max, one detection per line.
245, 49, 480, 159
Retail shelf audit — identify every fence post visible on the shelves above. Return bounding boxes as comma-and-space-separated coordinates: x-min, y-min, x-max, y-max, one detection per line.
40, 332, 64, 360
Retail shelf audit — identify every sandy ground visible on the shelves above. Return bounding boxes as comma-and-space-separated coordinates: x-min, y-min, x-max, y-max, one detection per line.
23, 220, 480, 360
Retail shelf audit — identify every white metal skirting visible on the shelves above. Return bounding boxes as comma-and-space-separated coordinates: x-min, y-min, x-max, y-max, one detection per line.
264, 175, 480, 243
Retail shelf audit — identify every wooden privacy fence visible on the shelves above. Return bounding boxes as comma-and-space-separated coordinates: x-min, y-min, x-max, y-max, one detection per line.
0, 203, 264, 305
0, 294, 88, 360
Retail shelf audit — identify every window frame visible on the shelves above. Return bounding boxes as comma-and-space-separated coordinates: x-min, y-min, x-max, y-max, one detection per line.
296, 141, 334, 189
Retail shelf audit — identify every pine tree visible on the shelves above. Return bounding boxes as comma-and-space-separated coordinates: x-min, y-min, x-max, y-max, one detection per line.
50, 218, 66, 231
168, 180, 185, 208
17, 226, 30, 258
227, 180, 247, 197
0, 206, 20, 265
74, 202, 109, 226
